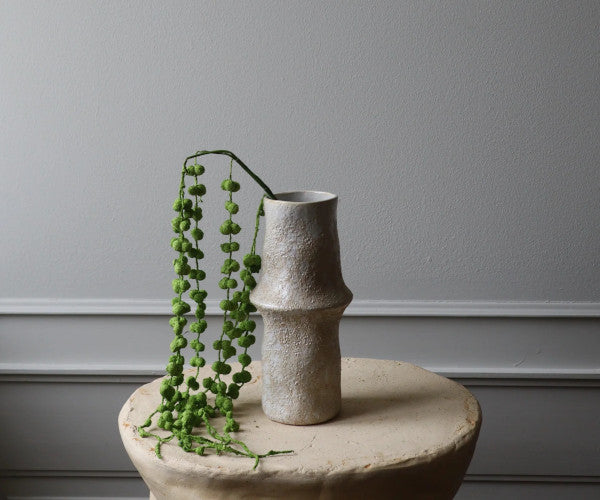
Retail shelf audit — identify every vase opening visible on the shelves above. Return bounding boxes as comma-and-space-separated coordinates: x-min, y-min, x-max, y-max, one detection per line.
273, 191, 336, 203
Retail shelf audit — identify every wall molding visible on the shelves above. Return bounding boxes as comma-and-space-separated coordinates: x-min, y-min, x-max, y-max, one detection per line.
1, 362, 598, 387
1, 298, 599, 317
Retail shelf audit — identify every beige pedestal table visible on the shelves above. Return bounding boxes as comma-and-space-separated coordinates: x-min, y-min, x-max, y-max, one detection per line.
119, 358, 481, 499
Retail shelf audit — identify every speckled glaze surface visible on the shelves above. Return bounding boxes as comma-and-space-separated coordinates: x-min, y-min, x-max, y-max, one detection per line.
250, 191, 353, 425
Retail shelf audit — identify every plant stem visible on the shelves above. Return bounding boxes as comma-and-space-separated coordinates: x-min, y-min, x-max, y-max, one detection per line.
184, 150, 278, 200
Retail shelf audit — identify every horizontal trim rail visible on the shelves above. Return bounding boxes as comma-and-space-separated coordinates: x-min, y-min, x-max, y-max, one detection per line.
1, 298, 599, 317
1, 362, 598, 387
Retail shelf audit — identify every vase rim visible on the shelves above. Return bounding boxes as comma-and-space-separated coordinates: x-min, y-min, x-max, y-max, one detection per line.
270, 190, 337, 204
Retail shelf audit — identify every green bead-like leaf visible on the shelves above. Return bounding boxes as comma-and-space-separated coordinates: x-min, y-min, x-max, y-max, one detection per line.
219, 299, 236, 311
238, 353, 252, 367
221, 241, 240, 253
239, 320, 256, 332
171, 216, 183, 233
190, 339, 205, 352
169, 316, 187, 330
227, 384, 240, 399
232, 370, 252, 384
193, 392, 207, 408
190, 356, 205, 368
221, 258, 240, 274
169, 336, 187, 352
160, 383, 175, 400
174, 255, 188, 266
186, 376, 200, 391
171, 323, 184, 335
221, 179, 240, 192
171, 300, 191, 316
222, 345, 236, 360
169, 354, 183, 364
230, 309, 247, 322
190, 227, 203, 241
243, 254, 262, 273
175, 263, 192, 275
189, 269, 206, 281
166, 362, 183, 376
188, 184, 206, 196
171, 237, 182, 251
217, 395, 233, 412
172, 278, 191, 294
192, 207, 203, 221
227, 327, 243, 339
242, 274, 256, 288
189, 289, 208, 302
225, 201, 239, 214
190, 320, 207, 333
188, 248, 204, 259
212, 361, 232, 375
219, 220, 232, 235
237, 334, 256, 348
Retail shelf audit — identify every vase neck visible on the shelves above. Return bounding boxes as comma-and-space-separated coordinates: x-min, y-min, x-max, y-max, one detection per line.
251, 192, 352, 312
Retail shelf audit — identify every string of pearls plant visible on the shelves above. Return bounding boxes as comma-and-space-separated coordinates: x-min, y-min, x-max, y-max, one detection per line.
138, 150, 291, 468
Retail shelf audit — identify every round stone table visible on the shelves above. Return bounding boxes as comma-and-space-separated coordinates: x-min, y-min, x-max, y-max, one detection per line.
119, 358, 481, 499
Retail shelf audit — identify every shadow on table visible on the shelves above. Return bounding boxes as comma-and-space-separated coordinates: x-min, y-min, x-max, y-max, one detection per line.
334, 386, 449, 424
230, 385, 451, 427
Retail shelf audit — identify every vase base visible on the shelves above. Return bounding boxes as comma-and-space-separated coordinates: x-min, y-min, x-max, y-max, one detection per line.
262, 405, 341, 426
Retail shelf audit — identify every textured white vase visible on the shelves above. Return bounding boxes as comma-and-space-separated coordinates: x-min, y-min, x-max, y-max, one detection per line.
250, 191, 353, 425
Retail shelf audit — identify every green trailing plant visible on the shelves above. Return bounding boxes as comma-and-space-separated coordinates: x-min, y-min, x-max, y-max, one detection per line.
138, 150, 291, 468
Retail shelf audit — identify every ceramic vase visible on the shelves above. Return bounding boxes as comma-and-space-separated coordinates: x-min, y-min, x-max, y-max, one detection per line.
250, 191, 353, 425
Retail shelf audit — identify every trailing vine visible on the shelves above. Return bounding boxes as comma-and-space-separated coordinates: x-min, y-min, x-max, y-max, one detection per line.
138, 150, 290, 468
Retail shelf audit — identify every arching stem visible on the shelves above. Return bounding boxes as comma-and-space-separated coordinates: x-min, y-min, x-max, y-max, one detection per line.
184, 150, 278, 200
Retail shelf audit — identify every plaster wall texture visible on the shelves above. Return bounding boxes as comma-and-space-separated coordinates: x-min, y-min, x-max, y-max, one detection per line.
1, 0, 598, 303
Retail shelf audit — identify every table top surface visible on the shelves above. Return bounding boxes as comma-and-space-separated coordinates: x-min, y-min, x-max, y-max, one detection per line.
119, 358, 481, 479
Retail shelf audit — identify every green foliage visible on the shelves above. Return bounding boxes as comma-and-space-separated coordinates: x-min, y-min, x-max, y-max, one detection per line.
138, 150, 290, 469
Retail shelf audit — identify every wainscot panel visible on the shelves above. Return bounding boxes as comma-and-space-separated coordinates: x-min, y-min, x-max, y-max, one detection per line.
0, 302, 598, 498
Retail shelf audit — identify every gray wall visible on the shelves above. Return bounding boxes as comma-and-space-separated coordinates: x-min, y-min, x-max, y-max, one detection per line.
1, 1, 598, 498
